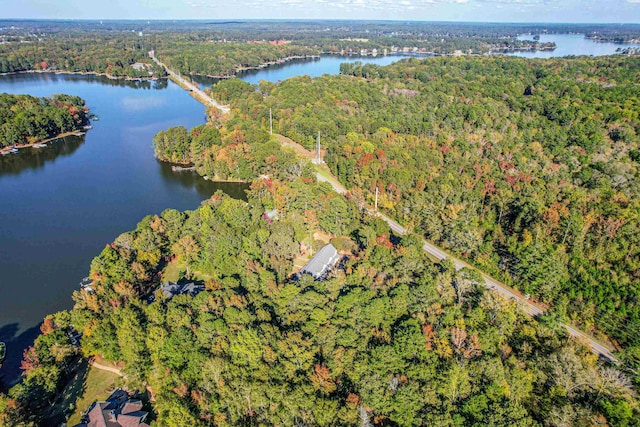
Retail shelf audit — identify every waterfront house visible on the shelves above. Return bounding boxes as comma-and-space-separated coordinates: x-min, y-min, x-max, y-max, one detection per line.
75, 389, 149, 427
160, 281, 205, 298
131, 62, 148, 71
300, 243, 341, 280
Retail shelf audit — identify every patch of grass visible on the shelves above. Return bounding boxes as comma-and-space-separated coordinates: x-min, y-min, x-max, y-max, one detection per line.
191, 270, 214, 282
293, 254, 310, 270
313, 230, 332, 245
162, 259, 185, 283
66, 364, 123, 425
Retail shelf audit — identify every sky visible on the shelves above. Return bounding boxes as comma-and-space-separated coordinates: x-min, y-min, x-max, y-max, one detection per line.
2, 0, 639, 23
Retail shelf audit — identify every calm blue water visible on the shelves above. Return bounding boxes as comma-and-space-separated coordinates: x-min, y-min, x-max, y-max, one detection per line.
512, 34, 640, 58
238, 55, 406, 85
0, 73, 247, 385
193, 55, 407, 89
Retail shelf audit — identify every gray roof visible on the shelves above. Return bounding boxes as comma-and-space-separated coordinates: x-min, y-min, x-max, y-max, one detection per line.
301, 243, 340, 280
160, 282, 204, 298
181, 282, 205, 296
264, 209, 279, 220
160, 282, 182, 298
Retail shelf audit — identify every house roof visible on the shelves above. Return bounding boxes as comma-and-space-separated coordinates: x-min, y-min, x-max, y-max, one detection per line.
181, 282, 205, 296
121, 401, 144, 415
77, 389, 148, 427
301, 243, 340, 279
160, 282, 182, 298
160, 282, 204, 298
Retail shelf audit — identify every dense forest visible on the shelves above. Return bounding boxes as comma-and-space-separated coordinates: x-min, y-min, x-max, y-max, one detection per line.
2, 178, 638, 425
157, 56, 640, 369
0, 35, 165, 77
153, 121, 316, 182
153, 38, 319, 78
0, 20, 571, 79
3, 19, 639, 44
0, 93, 89, 148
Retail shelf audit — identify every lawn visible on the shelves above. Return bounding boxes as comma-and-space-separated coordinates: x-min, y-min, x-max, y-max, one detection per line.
65, 363, 124, 425
162, 258, 185, 283
162, 258, 214, 283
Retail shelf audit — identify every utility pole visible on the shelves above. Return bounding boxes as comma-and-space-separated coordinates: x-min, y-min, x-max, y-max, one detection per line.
317, 131, 321, 163
269, 108, 273, 135
375, 186, 379, 213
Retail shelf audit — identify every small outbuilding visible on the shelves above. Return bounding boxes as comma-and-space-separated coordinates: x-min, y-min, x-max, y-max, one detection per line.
300, 243, 341, 280
131, 62, 148, 71
263, 208, 279, 222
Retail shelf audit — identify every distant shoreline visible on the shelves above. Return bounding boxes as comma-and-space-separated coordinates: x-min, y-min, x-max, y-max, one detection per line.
0, 69, 163, 82
178, 54, 322, 80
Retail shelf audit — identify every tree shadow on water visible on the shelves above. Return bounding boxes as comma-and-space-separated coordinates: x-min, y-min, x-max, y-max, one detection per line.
0, 323, 91, 425
0, 322, 42, 392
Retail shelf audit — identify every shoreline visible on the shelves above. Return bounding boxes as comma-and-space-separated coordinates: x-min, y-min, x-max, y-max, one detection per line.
0, 130, 86, 155
159, 159, 247, 183
160, 160, 248, 183
175, 47, 559, 82
0, 69, 163, 82
204, 177, 248, 183
179, 54, 322, 80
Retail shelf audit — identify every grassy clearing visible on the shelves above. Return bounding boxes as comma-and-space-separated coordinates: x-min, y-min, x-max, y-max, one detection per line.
162, 259, 185, 283
293, 254, 310, 270
40, 358, 123, 425
65, 364, 123, 425
162, 259, 213, 283
192, 270, 215, 282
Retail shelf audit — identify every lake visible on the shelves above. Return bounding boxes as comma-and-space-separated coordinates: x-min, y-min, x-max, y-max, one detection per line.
0, 73, 248, 385
193, 54, 407, 88
512, 33, 640, 58
0, 36, 634, 385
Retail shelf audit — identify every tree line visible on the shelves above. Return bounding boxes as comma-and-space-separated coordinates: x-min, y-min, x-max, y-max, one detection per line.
0, 35, 166, 77
0, 93, 89, 148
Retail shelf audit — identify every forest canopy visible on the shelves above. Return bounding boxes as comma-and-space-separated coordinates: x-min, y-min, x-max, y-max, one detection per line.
0, 93, 89, 148
200, 55, 640, 363
3, 180, 638, 426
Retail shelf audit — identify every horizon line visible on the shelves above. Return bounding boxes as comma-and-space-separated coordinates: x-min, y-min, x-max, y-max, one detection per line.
1, 18, 640, 25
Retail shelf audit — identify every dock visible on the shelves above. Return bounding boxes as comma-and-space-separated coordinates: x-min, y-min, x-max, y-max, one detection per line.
171, 165, 196, 172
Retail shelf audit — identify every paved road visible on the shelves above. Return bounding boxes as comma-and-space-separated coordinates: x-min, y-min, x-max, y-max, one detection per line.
149, 51, 230, 114
382, 212, 616, 362
313, 162, 617, 363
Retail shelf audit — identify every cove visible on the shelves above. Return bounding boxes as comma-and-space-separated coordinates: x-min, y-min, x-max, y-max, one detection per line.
193, 54, 407, 88
0, 73, 248, 385
512, 33, 640, 58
